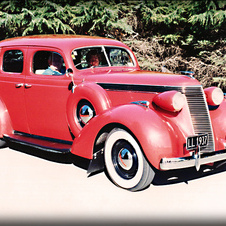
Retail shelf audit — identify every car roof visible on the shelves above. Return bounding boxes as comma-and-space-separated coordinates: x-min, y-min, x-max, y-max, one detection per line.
0, 35, 128, 50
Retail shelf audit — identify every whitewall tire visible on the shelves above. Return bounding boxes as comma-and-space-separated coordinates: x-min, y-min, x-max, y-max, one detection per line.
104, 128, 155, 191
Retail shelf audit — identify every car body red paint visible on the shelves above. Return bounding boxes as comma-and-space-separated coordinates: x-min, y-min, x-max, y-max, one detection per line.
0, 35, 225, 191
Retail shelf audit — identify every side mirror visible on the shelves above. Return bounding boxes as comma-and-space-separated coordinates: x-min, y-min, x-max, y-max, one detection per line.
66, 68, 73, 77
66, 68, 76, 93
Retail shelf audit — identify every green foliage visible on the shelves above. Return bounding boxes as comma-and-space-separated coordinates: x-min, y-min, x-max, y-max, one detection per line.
188, 1, 226, 33
162, 34, 182, 44
0, 0, 75, 38
132, 0, 226, 45
0, 0, 134, 39
69, 1, 133, 38
21, 2, 75, 36
0, 0, 225, 87
0, 0, 225, 42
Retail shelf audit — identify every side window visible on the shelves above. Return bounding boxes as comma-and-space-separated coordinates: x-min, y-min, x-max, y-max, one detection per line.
33, 51, 65, 76
72, 47, 108, 69
105, 47, 134, 66
3, 50, 23, 73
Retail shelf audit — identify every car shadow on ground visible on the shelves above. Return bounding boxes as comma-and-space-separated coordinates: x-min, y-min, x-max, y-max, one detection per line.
152, 160, 226, 186
5, 143, 90, 170
5, 143, 226, 187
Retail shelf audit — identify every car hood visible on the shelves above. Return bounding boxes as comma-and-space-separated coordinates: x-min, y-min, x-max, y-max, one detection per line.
76, 68, 201, 87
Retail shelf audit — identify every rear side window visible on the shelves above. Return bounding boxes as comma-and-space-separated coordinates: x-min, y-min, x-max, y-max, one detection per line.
3, 50, 23, 73
33, 51, 65, 75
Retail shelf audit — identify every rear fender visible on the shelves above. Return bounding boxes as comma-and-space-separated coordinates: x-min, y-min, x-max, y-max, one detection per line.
71, 104, 175, 169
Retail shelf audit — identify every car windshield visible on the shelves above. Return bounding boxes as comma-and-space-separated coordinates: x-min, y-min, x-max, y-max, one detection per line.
72, 46, 134, 70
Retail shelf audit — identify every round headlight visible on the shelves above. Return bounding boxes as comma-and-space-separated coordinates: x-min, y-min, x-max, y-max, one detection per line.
204, 87, 224, 106
173, 92, 186, 111
153, 91, 186, 112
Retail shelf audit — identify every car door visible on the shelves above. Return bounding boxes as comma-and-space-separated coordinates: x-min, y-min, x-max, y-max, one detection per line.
0, 47, 30, 134
24, 47, 73, 141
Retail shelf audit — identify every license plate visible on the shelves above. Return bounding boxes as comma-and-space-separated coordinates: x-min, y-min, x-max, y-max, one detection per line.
186, 134, 208, 150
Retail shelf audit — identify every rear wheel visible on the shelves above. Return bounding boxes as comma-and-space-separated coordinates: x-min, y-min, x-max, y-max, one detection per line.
104, 128, 155, 191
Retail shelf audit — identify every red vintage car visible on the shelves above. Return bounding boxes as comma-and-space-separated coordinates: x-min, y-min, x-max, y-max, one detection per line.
0, 35, 225, 191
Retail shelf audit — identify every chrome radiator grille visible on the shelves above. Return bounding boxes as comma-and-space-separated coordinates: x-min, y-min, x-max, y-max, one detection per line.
182, 86, 215, 153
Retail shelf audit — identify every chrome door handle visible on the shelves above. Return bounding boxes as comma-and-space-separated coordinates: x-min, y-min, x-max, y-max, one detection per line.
24, 84, 32, 88
15, 83, 24, 88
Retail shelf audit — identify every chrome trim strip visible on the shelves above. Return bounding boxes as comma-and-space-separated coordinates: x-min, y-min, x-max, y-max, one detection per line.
160, 149, 226, 170
131, 101, 150, 108
101, 46, 111, 66
14, 131, 73, 145
98, 83, 202, 93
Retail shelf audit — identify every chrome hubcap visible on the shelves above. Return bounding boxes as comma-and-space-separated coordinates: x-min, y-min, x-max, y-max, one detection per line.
118, 148, 133, 170
112, 139, 138, 179
79, 105, 94, 124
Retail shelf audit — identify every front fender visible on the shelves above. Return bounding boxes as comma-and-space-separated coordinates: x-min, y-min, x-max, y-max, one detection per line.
210, 100, 226, 150
71, 104, 177, 169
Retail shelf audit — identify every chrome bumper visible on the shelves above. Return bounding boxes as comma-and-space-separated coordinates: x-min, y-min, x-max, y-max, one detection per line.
160, 149, 226, 170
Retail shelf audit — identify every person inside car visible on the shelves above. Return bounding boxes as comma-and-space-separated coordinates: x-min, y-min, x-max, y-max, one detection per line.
43, 52, 64, 75
86, 50, 101, 67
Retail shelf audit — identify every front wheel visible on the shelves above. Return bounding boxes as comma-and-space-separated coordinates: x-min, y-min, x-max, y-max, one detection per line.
104, 128, 155, 191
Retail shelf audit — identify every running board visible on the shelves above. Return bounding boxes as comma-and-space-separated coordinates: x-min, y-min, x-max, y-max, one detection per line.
3, 132, 72, 154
